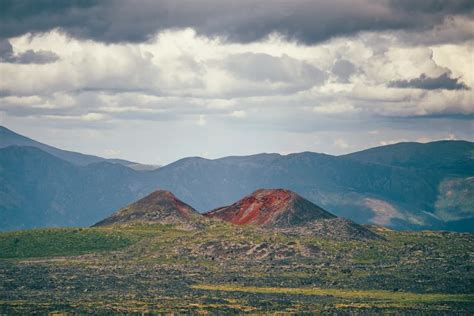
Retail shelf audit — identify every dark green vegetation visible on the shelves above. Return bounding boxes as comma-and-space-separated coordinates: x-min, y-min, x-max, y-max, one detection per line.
1, 125, 473, 232
1, 224, 473, 314
0, 228, 144, 259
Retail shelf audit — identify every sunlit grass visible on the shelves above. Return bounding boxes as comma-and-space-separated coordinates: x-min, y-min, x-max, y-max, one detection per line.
192, 284, 474, 304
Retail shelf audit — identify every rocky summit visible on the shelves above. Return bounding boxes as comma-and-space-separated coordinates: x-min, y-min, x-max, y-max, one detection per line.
93, 190, 201, 226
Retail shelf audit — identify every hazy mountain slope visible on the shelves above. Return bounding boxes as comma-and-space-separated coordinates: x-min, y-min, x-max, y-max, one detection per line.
149, 152, 445, 230
0, 146, 157, 230
0, 126, 158, 170
0, 146, 77, 230
345, 141, 474, 175
1, 136, 472, 232
345, 141, 474, 226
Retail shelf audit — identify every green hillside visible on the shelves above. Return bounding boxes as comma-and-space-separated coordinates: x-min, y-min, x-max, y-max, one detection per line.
0, 228, 145, 258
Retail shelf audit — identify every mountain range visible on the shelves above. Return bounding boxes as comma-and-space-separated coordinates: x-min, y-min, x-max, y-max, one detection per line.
0, 125, 472, 232
0, 126, 158, 170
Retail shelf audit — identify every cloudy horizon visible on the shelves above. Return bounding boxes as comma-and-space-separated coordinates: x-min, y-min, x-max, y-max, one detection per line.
0, 0, 473, 165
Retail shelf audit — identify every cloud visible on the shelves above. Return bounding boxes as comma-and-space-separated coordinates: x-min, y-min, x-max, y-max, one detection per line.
197, 114, 207, 126
104, 148, 121, 157
396, 15, 474, 45
0, 28, 472, 132
0, 35, 163, 96
1, 0, 473, 45
313, 103, 357, 114
217, 53, 327, 95
1, 32, 330, 98
334, 138, 350, 149
331, 59, 357, 83
0, 2, 472, 164
230, 110, 247, 118
388, 73, 470, 90
81, 113, 104, 121
222, 53, 324, 83
0, 39, 58, 64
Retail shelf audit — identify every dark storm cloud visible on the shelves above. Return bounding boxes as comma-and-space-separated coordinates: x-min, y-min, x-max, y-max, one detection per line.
389, 0, 474, 14
388, 73, 470, 91
1, 0, 473, 44
0, 39, 58, 64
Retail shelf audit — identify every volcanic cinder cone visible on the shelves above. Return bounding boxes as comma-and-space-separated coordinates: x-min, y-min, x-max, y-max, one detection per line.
93, 190, 201, 226
205, 188, 336, 228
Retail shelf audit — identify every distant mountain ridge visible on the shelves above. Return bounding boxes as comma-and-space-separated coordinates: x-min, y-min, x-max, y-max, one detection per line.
0, 126, 158, 170
345, 140, 474, 174
0, 125, 472, 232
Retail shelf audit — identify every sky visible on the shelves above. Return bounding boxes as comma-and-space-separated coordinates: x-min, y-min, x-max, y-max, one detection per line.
0, 0, 473, 165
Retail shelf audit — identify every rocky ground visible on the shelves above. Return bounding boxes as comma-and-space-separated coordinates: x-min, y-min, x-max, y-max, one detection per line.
0, 223, 473, 314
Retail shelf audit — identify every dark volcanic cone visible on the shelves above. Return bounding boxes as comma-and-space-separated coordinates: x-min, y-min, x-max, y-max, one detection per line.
204, 188, 336, 228
93, 190, 201, 226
